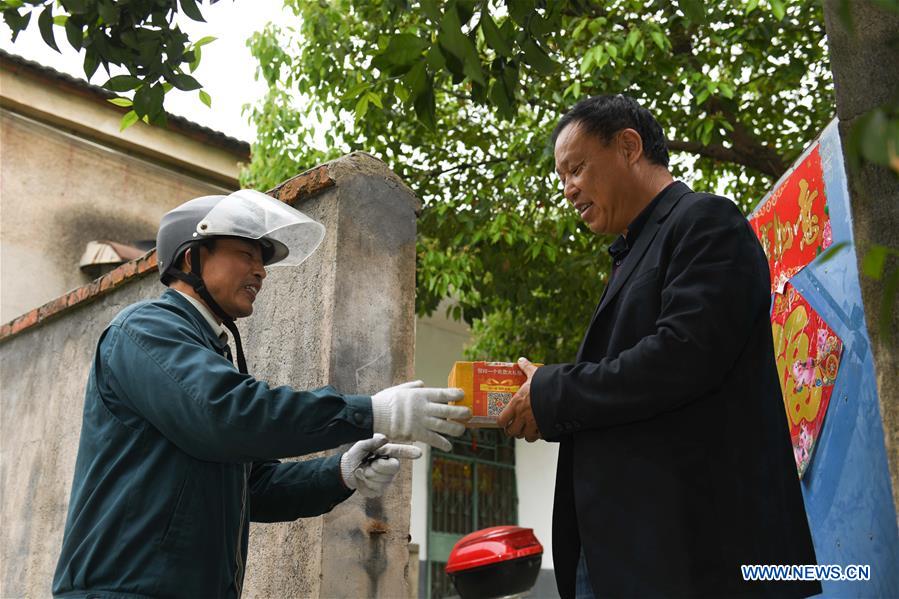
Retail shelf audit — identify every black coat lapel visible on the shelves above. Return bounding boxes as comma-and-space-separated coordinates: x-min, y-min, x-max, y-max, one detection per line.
590, 182, 693, 327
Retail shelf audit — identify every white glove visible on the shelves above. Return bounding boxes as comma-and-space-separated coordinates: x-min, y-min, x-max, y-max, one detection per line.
370, 380, 470, 452
340, 434, 423, 497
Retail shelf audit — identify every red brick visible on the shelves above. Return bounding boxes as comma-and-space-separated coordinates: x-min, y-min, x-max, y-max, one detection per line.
37, 295, 69, 323
272, 165, 335, 206
9, 310, 38, 336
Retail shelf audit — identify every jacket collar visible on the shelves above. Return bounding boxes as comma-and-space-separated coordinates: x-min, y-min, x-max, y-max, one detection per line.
161, 288, 229, 350
593, 181, 692, 318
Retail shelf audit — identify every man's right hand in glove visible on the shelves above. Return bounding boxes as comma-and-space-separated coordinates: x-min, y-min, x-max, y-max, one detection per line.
371, 381, 470, 451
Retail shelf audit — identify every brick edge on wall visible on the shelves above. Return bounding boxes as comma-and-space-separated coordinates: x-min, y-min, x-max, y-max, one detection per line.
0, 164, 334, 343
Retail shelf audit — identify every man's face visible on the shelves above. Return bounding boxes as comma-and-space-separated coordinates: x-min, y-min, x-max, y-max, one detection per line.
197, 238, 267, 319
554, 122, 634, 235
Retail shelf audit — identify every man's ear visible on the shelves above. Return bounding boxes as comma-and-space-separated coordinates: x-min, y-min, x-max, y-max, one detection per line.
180, 248, 193, 273
617, 128, 644, 166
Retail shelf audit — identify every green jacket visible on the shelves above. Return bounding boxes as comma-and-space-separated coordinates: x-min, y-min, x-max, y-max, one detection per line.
53, 289, 373, 598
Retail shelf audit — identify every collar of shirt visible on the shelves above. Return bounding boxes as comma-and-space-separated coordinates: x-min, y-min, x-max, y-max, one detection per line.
608, 180, 679, 265
173, 289, 229, 342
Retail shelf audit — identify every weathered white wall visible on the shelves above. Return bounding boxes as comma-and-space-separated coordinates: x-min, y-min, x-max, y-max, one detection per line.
0, 153, 419, 598
0, 109, 233, 322
515, 438, 559, 570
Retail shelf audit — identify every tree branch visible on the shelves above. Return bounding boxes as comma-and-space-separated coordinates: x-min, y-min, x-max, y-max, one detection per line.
410, 156, 507, 178
667, 139, 784, 178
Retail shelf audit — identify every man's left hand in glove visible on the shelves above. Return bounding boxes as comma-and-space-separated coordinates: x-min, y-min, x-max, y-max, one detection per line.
340, 434, 422, 497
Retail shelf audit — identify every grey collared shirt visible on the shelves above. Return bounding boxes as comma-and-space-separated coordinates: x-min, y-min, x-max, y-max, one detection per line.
173, 289, 229, 343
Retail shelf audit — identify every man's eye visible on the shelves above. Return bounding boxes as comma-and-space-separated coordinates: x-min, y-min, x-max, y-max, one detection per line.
573, 163, 584, 175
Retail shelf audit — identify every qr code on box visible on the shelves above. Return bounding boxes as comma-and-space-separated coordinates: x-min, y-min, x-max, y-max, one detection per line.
487, 392, 512, 416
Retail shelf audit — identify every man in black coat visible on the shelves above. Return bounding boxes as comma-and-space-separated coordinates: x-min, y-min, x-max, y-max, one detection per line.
498, 95, 821, 598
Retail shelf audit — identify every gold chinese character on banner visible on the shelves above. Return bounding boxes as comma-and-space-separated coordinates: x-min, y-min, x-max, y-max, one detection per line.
797, 179, 821, 251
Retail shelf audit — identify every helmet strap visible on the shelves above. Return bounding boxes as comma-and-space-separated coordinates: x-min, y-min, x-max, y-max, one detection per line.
167, 243, 249, 374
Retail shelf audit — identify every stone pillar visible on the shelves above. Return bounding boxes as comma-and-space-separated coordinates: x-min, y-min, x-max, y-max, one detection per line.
0, 152, 420, 598
242, 152, 420, 598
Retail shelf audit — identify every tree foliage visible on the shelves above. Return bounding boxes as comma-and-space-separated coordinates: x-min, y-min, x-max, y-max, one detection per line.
4, 0, 892, 357
1, 0, 220, 128
241, 0, 835, 362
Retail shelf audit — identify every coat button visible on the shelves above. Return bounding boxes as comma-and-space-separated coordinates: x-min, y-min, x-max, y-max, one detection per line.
353, 412, 364, 425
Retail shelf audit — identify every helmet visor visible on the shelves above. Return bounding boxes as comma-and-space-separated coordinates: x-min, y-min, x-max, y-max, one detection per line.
196, 189, 325, 266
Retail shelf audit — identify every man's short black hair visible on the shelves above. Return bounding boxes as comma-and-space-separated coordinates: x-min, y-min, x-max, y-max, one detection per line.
551, 94, 670, 167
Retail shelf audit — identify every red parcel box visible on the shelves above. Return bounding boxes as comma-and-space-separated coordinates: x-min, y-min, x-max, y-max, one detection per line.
448, 361, 537, 428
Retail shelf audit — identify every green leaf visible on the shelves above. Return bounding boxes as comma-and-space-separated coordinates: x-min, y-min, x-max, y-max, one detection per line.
179, 0, 205, 22
194, 35, 217, 48
185, 46, 199, 72
626, 28, 640, 51
634, 40, 645, 61
3, 8, 31, 42
770, 0, 786, 20
169, 73, 202, 91
372, 33, 428, 71
119, 110, 140, 131
605, 43, 618, 60
199, 89, 212, 108
413, 77, 436, 129
508, 0, 535, 26
404, 61, 429, 97
419, 0, 441, 21
107, 97, 133, 107
426, 44, 446, 70
695, 87, 710, 105
678, 0, 705, 23
521, 38, 558, 75
438, 6, 486, 85
38, 5, 60, 53
744, 0, 760, 14
83, 50, 99, 80
366, 90, 383, 109
64, 0, 88, 14
133, 84, 152, 117
354, 94, 369, 120
816, 241, 850, 264
481, 13, 513, 58
64, 18, 83, 50
579, 49, 595, 75
52, 14, 67, 26
103, 75, 143, 92
97, 0, 119, 25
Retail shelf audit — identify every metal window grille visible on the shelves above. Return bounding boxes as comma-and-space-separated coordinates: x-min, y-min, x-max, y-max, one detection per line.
426, 429, 517, 598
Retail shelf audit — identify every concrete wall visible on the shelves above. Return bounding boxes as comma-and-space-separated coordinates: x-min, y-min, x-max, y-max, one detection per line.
0, 153, 420, 598
0, 109, 234, 322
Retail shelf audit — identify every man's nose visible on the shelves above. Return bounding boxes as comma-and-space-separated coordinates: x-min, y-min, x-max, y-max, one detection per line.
564, 181, 579, 203
253, 260, 267, 280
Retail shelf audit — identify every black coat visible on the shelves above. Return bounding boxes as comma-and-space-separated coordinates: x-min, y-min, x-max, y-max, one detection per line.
531, 182, 821, 599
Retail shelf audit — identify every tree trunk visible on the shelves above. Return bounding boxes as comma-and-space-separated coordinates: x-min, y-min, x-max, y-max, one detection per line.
822, 0, 899, 515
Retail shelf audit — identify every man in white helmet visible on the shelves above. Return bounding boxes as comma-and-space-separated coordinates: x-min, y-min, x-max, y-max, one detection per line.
53, 190, 470, 598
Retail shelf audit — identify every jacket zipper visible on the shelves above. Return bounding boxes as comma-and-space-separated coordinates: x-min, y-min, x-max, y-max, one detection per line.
233, 463, 250, 596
